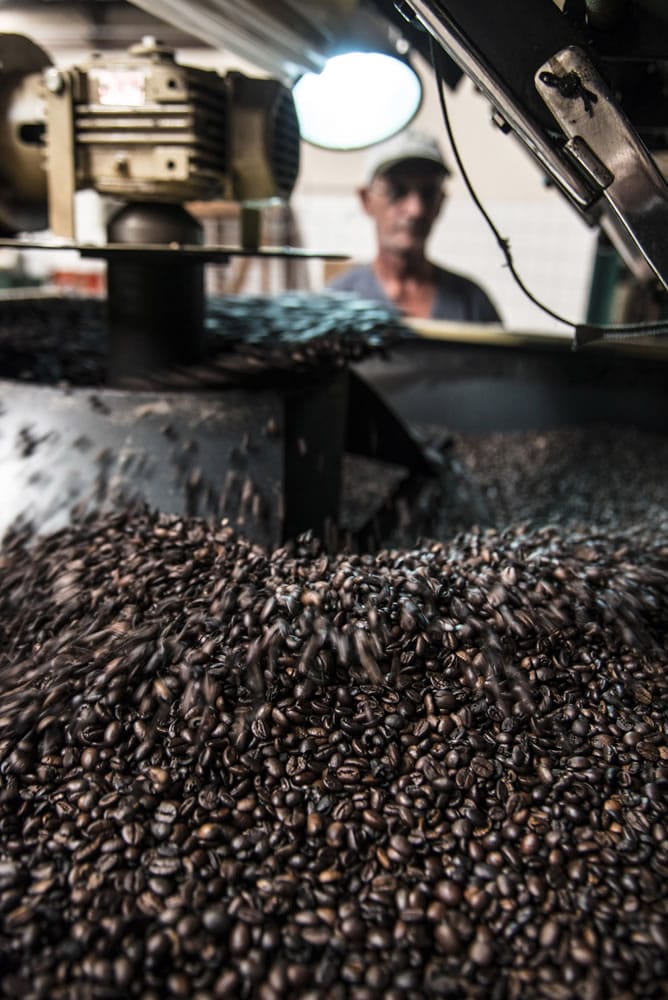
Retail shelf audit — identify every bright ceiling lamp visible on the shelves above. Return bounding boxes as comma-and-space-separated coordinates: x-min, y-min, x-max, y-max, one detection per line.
293, 49, 422, 150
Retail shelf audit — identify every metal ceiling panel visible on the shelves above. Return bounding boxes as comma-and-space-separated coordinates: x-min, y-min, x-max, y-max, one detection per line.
128, 0, 356, 78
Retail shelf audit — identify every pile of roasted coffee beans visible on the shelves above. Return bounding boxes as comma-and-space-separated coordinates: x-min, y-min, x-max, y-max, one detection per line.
449, 426, 668, 533
368, 424, 668, 549
1, 292, 667, 997
0, 496, 666, 998
205, 293, 407, 369
0, 298, 106, 385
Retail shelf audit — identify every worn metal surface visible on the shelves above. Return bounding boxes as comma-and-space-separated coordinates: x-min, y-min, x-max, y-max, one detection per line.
397, 0, 668, 293
0, 381, 286, 542
0, 369, 357, 548
404, 0, 596, 211
0, 35, 50, 234
536, 45, 668, 287
0, 294, 427, 547
354, 333, 668, 433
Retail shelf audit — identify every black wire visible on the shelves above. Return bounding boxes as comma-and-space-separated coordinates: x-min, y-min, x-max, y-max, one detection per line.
428, 36, 668, 344
429, 35, 575, 329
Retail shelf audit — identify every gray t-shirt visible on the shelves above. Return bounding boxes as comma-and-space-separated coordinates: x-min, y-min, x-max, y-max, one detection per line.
328, 263, 501, 323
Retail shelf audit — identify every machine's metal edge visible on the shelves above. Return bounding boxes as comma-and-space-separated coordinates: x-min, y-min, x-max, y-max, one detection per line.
0, 239, 349, 261
402, 0, 597, 211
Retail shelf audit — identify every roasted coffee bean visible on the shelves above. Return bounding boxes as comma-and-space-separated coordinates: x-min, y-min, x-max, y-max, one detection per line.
0, 454, 666, 998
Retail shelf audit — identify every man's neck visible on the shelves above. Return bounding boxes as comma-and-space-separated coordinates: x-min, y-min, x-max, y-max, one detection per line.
372, 252, 437, 318
373, 251, 433, 284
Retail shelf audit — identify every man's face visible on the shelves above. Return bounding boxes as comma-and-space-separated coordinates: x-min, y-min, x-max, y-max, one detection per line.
360, 159, 446, 257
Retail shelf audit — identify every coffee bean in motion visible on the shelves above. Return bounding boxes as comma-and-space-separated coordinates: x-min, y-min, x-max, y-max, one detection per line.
0, 423, 667, 997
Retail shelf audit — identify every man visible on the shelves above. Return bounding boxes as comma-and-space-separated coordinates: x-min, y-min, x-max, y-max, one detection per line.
329, 129, 501, 323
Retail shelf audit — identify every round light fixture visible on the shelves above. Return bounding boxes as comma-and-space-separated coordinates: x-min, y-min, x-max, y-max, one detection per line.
293, 51, 422, 151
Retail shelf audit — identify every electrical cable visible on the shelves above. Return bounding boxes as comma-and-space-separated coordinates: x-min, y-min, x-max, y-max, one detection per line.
429, 35, 668, 344
429, 34, 576, 328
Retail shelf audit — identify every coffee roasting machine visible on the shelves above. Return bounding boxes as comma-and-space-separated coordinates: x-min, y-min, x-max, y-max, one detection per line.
2, 0, 668, 547
123, 0, 668, 313
0, 4, 438, 547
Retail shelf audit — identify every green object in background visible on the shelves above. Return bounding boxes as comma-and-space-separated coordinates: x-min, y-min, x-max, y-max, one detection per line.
12, 275, 43, 288
586, 233, 621, 325
0, 271, 43, 290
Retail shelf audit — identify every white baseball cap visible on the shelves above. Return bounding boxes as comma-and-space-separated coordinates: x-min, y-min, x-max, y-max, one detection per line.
363, 128, 451, 184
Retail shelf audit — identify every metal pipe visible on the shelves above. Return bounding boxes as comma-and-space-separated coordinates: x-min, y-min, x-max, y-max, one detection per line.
106, 203, 205, 383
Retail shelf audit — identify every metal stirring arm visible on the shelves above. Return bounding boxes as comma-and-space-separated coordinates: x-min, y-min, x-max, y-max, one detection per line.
387, 0, 668, 292
535, 46, 668, 289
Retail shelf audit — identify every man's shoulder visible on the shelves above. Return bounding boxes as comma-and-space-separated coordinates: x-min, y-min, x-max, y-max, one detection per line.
327, 263, 375, 292
431, 264, 501, 322
432, 264, 485, 293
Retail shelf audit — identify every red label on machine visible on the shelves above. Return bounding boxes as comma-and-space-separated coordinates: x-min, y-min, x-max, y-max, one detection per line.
90, 68, 147, 107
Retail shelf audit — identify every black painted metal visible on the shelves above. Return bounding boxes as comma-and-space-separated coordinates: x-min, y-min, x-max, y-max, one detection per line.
0, 380, 281, 543
105, 203, 206, 382
283, 371, 349, 544
378, 0, 584, 130
354, 335, 668, 433
346, 368, 440, 474
0, 293, 438, 549
0, 372, 354, 548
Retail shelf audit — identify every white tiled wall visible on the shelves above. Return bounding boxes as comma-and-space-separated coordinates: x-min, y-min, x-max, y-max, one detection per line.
294, 191, 598, 334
